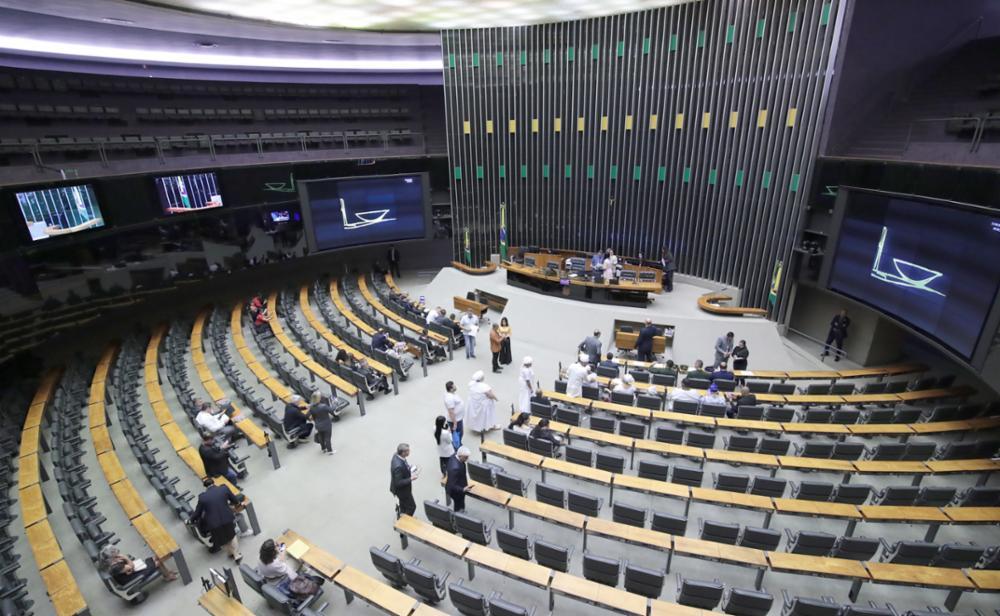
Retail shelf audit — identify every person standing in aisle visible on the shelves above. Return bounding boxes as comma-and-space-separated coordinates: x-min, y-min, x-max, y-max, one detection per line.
444, 381, 464, 445
498, 317, 513, 367
518, 356, 535, 414
433, 416, 455, 478
659, 247, 676, 292
445, 447, 471, 513
387, 244, 401, 278
460, 310, 479, 359
822, 309, 851, 361
389, 443, 419, 517
307, 392, 336, 456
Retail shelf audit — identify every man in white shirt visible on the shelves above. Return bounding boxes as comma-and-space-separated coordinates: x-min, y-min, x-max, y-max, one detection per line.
427, 307, 442, 325
667, 382, 701, 411
565, 353, 590, 398
195, 400, 237, 441
459, 311, 479, 359
444, 380, 465, 445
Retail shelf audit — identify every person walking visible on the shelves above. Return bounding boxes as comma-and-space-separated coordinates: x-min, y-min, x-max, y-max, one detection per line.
498, 317, 513, 366
822, 309, 851, 361
307, 392, 337, 455
518, 356, 535, 414
489, 324, 503, 373
434, 416, 455, 478
390, 443, 419, 517
445, 447, 471, 512
444, 381, 464, 445
188, 477, 250, 562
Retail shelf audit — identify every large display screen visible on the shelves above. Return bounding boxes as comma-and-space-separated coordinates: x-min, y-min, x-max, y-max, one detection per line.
16, 184, 106, 242
828, 190, 1000, 358
300, 174, 427, 251
155, 172, 223, 215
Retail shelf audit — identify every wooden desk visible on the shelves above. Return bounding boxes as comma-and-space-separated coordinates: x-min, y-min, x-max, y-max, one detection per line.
569, 426, 634, 449
612, 474, 690, 500
864, 562, 974, 590
46, 577, 88, 616
177, 446, 208, 478
356, 277, 448, 344
394, 515, 471, 558
697, 292, 768, 317
841, 394, 902, 405
19, 484, 47, 527
111, 479, 147, 520
18, 452, 40, 487
87, 402, 105, 428
649, 599, 717, 615
940, 507, 1000, 523
162, 421, 191, 452
734, 370, 789, 379
716, 418, 784, 432
550, 571, 648, 615
480, 441, 544, 468
333, 566, 418, 615
132, 512, 178, 560
278, 530, 345, 580
925, 459, 1000, 474
585, 517, 671, 551
780, 423, 851, 435
632, 439, 705, 461
97, 451, 127, 484
772, 498, 862, 519
90, 425, 113, 455
454, 296, 488, 317
966, 569, 1000, 591
88, 380, 106, 405
783, 394, 845, 406
234, 416, 269, 449
465, 543, 554, 588
26, 520, 62, 570
673, 535, 768, 567
852, 460, 930, 475
766, 552, 869, 580
859, 506, 949, 523
151, 400, 173, 426
690, 488, 774, 511
896, 388, 970, 402
507, 494, 587, 530
784, 370, 841, 380
703, 450, 780, 467
541, 457, 613, 485
777, 457, 855, 473
23, 402, 45, 429
20, 426, 40, 457
297, 288, 392, 376
847, 423, 914, 436
198, 585, 255, 615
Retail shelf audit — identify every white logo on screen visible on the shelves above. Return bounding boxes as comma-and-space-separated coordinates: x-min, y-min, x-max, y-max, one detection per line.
339, 198, 395, 230
870, 226, 946, 297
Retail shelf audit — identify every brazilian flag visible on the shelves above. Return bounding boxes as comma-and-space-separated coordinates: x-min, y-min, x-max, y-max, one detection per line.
499, 202, 508, 262
463, 227, 472, 265
768, 260, 783, 306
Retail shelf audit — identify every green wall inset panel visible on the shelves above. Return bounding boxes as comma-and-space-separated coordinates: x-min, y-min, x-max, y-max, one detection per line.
682, 167, 692, 183
726, 24, 735, 44
669, 34, 678, 52
633, 165, 641, 181
472, 52, 480, 67
496, 52, 504, 66
616, 41, 625, 57
519, 50, 527, 65
520, 164, 527, 179
696, 30, 706, 48
789, 173, 801, 192
586, 164, 595, 179
642, 37, 651, 54
657, 166, 666, 182
708, 169, 718, 185
475, 165, 483, 180
762, 170, 772, 189
735, 169, 745, 187
567, 46, 575, 61
787, 11, 797, 32
448, 53, 456, 68
565, 164, 572, 178
756, 18, 767, 38
543, 48, 551, 64
610, 165, 619, 180
453, 166, 462, 180
820, 3, 832, 26
498, 164, 506, 179
542, 164, 550, 178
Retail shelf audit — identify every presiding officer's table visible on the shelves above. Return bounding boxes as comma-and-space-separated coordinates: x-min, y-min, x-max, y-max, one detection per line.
503, 262, 661, 308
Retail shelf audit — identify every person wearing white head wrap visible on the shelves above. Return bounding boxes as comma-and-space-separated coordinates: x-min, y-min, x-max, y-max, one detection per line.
466, 370, 499, 433
518, 356, 535, 414
613, 373, 637, 400
566, 353, 589, 397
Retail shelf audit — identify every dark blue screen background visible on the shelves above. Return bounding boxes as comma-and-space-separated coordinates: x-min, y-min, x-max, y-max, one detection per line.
829, 192, 1000, 358
306, 174, 426, 250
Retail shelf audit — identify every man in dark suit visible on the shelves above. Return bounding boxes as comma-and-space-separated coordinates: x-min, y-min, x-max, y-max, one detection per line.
188, 478, 249, 561
710, 361, 734, 383
659, 247, 676, 292
635, 319, 659, 363
727, 386, 758, 419
198, 435, 238, 483
390, 443, 419, 517
445, 447, 471, 512
387, 245, 401, 278
372, 328, 391, 353
598, 352, 619, 373
282, 394, 312, 443
822, 309, 851, 361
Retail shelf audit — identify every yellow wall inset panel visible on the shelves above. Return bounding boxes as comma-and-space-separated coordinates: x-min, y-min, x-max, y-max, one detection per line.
625, 115, 634, 130
509, 119, 517, 133
786, 108, 798, 127
701, 112, 711, 129
531, 118, 539, 133
729, 111, 739, 128
675, 113, 684, 130
757, 109, 768, 128
577, 116, 585, 132
554, 117, 562, 132
486, 119, 494, 134
600, 115, 609, 131
462, 120, 471, 135
649, 114, 658, 130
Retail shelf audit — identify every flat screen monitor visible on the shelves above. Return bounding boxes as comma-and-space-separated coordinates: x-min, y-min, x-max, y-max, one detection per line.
524, 256, 536, 268
269, 210, 290, 223
299, 173, 427, 252
155, 172, 223, 215
827, 189, 1000, 359
15, 183, 106, 242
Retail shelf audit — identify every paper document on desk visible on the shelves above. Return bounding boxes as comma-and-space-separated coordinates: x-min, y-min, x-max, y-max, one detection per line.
131, 559, 148, 572
287, 539, 309, 560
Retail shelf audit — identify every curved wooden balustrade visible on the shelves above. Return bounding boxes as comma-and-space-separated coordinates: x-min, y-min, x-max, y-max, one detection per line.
698, 292, 768, 317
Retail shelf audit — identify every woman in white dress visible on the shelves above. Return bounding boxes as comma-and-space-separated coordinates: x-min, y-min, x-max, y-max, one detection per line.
518, 356, 535, 414
466, 371, 499, 433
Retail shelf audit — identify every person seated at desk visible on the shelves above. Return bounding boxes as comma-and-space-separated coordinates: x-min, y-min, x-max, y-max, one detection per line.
437, 311, 464, 346
529, 418, 563, 449
386, 340, 415, 372
700, 382, 727, 407
508, 412, 532, 434
427, 306, 443, 325
726, 386, 757, 419
598, 352, 619, 373
199, 433, 239, 483
283, 394, 313, 441
256, 539, 322, 600
668, 382, 701, 410
613, 374, 638, 400
253, 307, 272, 332
710, 361, 734, 382
196, 400, 239, 442
650, 359, 678, 378
683, 359, 712, 386
421, 328, 448, 363
371, 328, 391, 353
99, 545, 178, 586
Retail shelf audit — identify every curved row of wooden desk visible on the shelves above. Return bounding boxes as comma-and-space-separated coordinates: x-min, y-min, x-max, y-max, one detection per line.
18, 368, 89, 616
542, 390, 1000, 437
513, 412, 1000, 480
451, 261, 499, 275
298, 285, 394, 380
89, 343, 191, 585
230, 303, 296, 405
479, 441, 1000, 536
456, 480, 998, 611
330, 278, 408, 354
613, 358, 928, 382
697, 292, 768, 317
357, 274, 449, 346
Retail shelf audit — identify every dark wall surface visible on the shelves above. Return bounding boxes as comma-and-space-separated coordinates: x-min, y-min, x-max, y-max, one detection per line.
442, 0, 844, 310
